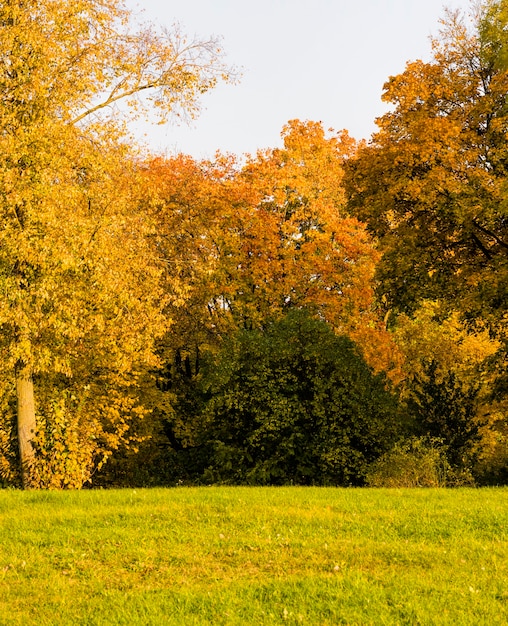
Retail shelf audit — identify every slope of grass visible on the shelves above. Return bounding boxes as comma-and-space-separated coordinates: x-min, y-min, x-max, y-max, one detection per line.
0, 487, 506, 625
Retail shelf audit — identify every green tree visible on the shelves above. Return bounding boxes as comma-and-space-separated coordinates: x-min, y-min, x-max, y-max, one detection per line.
168, 310, 400, 486
0, 0, 233, 487
407, 360, 482, 478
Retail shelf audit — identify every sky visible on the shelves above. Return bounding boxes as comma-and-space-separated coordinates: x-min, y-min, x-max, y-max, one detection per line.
126, 0, 472, 159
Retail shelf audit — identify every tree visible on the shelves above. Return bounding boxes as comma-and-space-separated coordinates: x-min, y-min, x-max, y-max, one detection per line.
170, 310, 400, 486
392, 300, 506, 481
139, 153, 250, 355
344, 1, 508, 483
144, 121, 402, 385
407, 360, 481, 476
0, 0, 233, 487
345, 0, 508, 333
237, 120, 402, 376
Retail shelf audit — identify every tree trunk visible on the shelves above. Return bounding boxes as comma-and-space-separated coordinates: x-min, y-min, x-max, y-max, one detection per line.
15, 366, 36, 489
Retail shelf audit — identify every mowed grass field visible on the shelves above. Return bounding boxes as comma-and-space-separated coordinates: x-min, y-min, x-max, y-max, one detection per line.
0, 487, 506, 625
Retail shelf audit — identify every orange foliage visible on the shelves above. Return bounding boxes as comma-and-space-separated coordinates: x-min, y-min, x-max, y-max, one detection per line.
142, 120, 403, 379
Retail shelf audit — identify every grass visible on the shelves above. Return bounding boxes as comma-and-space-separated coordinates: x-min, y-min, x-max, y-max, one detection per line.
0, 487, 507, 625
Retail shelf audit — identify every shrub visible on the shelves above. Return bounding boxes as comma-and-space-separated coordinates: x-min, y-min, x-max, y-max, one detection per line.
366, 437, 450, 488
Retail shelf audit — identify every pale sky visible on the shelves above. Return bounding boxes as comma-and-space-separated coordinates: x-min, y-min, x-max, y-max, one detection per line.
126, 0, 472, 159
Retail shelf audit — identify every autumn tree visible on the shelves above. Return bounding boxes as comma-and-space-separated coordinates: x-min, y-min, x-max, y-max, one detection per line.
345, 0, 508, 482
145, 121, 401, 381
139, 154, 252, 356
236, 120, 401, 376
0, 0, 233, 487
345, 0, 508, 332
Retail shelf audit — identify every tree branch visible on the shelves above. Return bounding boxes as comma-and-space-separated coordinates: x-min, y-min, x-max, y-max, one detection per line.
472, 219, 508, 252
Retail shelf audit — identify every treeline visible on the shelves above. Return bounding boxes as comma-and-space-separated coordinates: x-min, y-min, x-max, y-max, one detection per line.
1, 0, 507, 488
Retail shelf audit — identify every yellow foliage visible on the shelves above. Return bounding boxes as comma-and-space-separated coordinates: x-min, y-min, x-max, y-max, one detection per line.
0, 0, 233, 487
393, 300, 500, 388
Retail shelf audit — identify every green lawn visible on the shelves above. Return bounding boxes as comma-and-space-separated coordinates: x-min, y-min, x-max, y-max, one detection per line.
0, 487, 506, 625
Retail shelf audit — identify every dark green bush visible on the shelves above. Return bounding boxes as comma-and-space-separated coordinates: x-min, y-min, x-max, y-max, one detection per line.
169, 310, 401, 485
